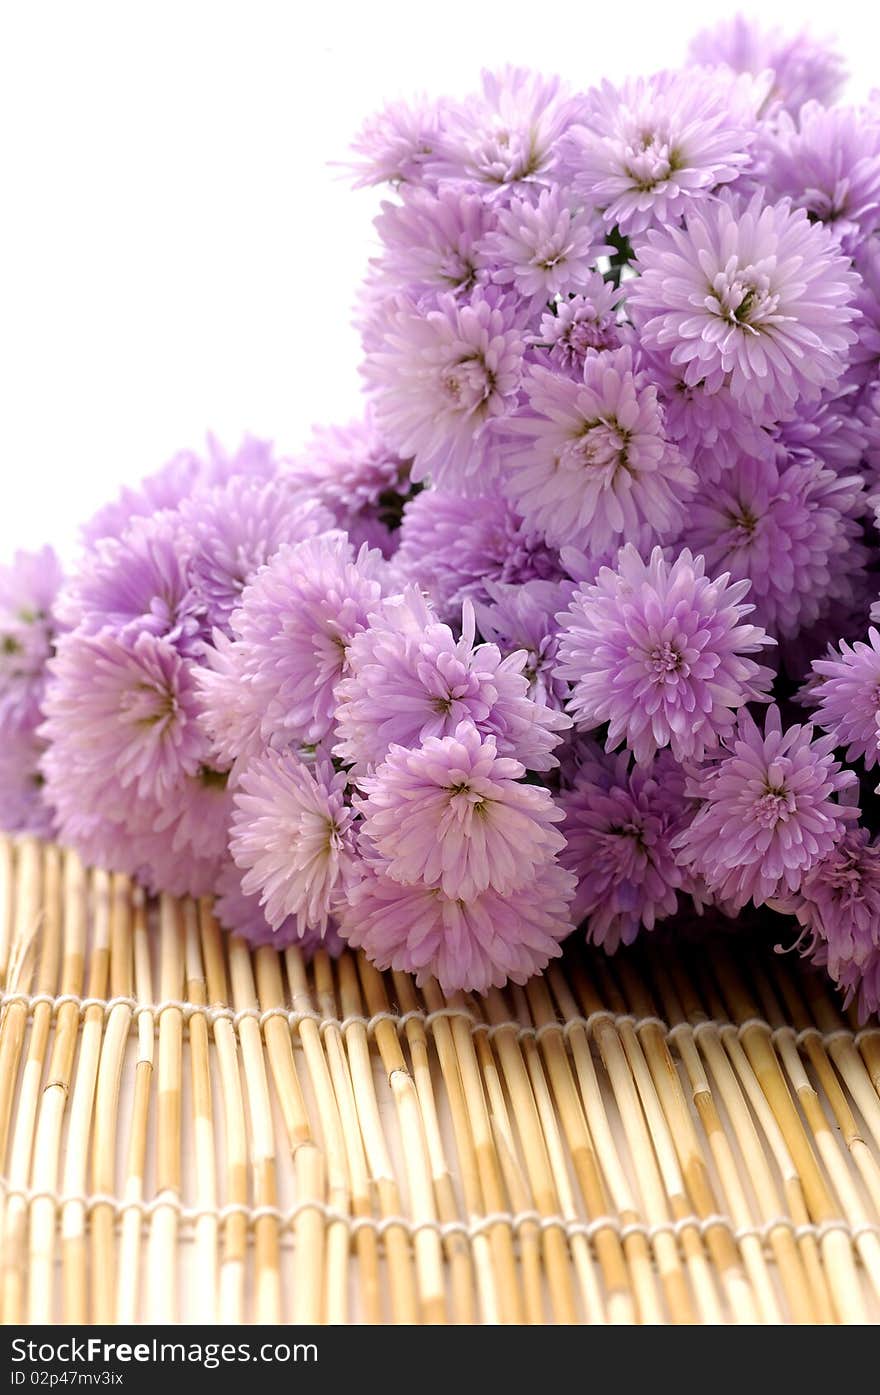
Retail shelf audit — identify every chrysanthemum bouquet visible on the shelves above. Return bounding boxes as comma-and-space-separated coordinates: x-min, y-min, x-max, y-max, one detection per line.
5, 16, 880, 1013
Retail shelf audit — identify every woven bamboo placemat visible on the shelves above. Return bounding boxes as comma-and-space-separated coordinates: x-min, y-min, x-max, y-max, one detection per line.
2, 836, 880, 1325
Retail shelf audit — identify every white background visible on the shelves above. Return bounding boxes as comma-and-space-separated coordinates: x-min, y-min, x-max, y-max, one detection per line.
1, 0, 878, 561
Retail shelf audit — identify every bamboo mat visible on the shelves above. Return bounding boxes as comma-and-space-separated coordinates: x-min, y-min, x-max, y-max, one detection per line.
3, 838, 880, 1324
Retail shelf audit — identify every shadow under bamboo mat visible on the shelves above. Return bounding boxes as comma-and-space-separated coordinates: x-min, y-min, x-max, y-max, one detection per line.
3, 838, 880, 1324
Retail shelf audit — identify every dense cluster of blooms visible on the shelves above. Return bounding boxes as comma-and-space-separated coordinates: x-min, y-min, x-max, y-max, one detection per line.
7, 17, 880, 1012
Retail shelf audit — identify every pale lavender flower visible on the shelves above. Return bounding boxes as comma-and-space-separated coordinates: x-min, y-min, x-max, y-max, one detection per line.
177, 476, 334, 635
473, 578, 573, 708
688, 16, 845, 114
337, 855, 574, 995
284, 414, 412, 558
357, 721, 565, 900
196, 534, 386, 753
810, 629, 880, 770
364, 286, 525, 490
82, 434, 278, 545
772, 828, 880, 983
393, 486, 562, 620
673, 705, 858, 909
0, 726, 55, 838
479, 186, 603, 308
429, 67, 578, 192
758, 103, 880, 254
229, 751, 356, 933
347, 97, 445, 188
648, 354, 777, 480
559, 742, 692, 950
533, 276, 622, 371
333, 588, 569, 778
628, 193, 860, 426
849, 238, 880, 393
687, 451, 866, 638
0, 546, 62, 730
502, 346, 697, 552
555, 545, 774, 766
775, 389, 869, 475
562, 67, 766, 235
56, 512, 204, 655
372, 186, 494, 298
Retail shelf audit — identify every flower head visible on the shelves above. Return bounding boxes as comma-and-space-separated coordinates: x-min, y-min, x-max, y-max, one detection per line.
347, 97, 445, 188
688, 15, 846, 115
0, 726, 55, 838
372, 185, 494, 298
0, 546, 62, 731
559, 743, 692, 950
562, 67, 765, 235
479, 186, 603, 307
628, 193, 859, 426
673, 705, 858, 909
333, 588, 568, 777
393, 486, 562, 621
555, 544, 774, 765
473, 578, 574, 708
229, 752, 356, 933
686, 451, 866, 638
533, 276, 622, 371
337, 856, 574, 995
774, 828, 880, 982
364, 286, 525, 490
213, 860, 345, 953
810, 628, 880, 770
196, 534, 386, 754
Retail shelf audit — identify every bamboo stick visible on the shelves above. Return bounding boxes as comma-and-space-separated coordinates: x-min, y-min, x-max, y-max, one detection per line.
358, 956, 447, 1324
285, 945, 352, 1324
183, 898, 218, 1323
116, 888, 154, 1325
146, 894, 184, 1324
199, 901, 248, 1325
60, 865, 111, 1323
393, 970, 476, 1324
229, 935, 282, 1322
336, 953, 417, 1324
254, 946, 325, 1326
28, 849, 88, 1324
2, 841, 58, 1323
420, 978, 504, 1324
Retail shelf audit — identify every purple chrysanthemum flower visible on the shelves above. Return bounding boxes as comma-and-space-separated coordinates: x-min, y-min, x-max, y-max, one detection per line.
41, 628, 209, 805
559, 742, 692, 951
473, 578, 574, 709
533, 276, 622, 371
628, 193, 860, 427
393, 486, 562, 621
0, 545, 63, 731
775, 389, 869, 476
195, 534, 386, 756
428, 67, 577, 192
757, 103, 880, 255
337, 855, 575, 995
479, 186, 603, 308
773, 828, 880, 983
372, 186, 494, 299
356, 721, 565, 901
283, 414, 412, 558
0, 726, 55, 838
81, 435, 278, 546
333, 588, 568, 778
687, 16, 845, 115
648, 354, 777, 480
177, 477, 334, 636
56, 511, 204, 656
213, 860, 345, 954
229, 751, 356, 934
686, 451, 866, 639
673, 705, 858, 909
555, 544, 774, 766
502, 346, 697, 552
561, 67, 765, 236
364, 286, 525, 491
810, 629, 880, 771
346, 97, 445, 188
849, 238, 880, 395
